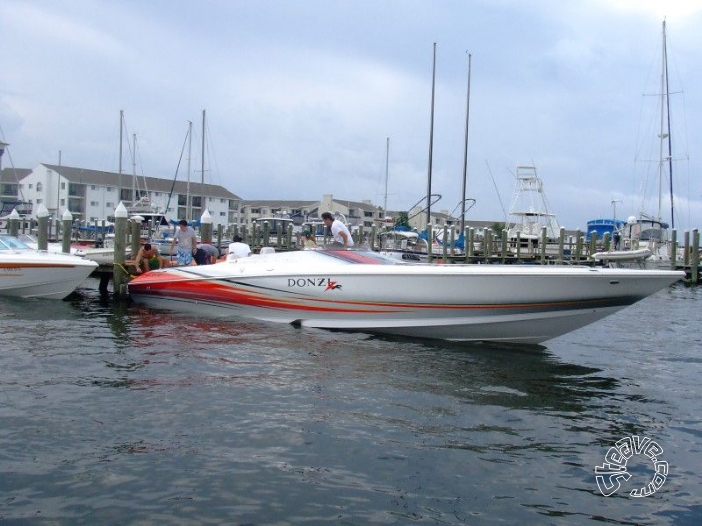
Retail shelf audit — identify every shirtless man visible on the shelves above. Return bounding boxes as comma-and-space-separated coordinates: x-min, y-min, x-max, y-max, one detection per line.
133, 243, 165, 274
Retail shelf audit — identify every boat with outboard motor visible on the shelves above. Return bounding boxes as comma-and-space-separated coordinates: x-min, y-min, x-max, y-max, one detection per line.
128, 247, 683, 344
0, 234, 98, 299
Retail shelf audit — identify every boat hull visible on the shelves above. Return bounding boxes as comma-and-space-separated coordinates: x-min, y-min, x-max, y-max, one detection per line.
128, 250, 683, 344
0, 254, 98, 299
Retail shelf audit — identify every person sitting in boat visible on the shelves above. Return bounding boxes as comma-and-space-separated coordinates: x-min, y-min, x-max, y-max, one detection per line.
321, 212, 354, 248
195, 243, 220, 264
170, 219, 198, 266
133, 243, 166, 274
299, 231, 317, 249
227, 235, 252, 260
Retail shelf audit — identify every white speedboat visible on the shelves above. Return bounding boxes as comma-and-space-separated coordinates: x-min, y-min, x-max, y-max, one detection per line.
128, 248, 683, 344
0, 234, 98, 299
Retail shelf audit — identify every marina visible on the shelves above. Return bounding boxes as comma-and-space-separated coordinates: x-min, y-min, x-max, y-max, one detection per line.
2, 6, 702, 524
0, 277, 700, 524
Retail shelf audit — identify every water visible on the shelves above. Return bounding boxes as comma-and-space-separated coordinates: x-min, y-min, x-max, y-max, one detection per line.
0, 279, 700, 525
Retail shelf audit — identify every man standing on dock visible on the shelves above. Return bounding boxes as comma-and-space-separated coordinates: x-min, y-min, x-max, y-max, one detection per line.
170, 219, 198, 266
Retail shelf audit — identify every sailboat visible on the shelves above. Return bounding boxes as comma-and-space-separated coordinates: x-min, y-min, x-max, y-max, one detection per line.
595, 21, 682, 269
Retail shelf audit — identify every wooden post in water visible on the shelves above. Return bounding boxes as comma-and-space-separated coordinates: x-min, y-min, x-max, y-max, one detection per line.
370, 226, 377, 251
574, 230, 582, 264
113, 202, 129, 299
426, 223, 433, 264
200, 210, 213, 244
61, 210, 72, 253
216, 224, 223, 253
515, 231, 521, 263
286, 223, 293, 249
449, 227, 456, 258
691, 229, 699, 283
466, 227, 473, 261
557, 227, 565, 264
483, 228, 491, 264
589, 232, 597, 262
540, 226, 547, 264
670, 229, 678, 267
603, 232, 611, 252
8, 208, 20, 236
36, 204, 50, 251
501, 229, 507, 263
683, 231, 690, 267
262, 221, 270, 248
442, 225, 448, 262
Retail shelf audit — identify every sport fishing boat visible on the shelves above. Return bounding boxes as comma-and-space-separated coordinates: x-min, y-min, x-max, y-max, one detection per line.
128, 248, 683, 344
0, 234, 98, 299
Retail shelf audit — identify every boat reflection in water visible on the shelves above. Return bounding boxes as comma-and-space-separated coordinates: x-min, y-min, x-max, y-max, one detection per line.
128, 248, 683, 345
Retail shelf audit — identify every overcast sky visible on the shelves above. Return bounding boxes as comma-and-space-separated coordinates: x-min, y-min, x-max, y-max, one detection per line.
1, 0, 701, 230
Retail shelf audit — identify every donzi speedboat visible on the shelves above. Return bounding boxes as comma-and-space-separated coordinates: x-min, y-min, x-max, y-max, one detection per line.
128, 248, 684, 344
0, 234, 98, 299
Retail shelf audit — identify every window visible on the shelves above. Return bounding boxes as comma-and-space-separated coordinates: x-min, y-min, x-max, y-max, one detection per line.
90, 201, 99, 206
106, 187, 113, 192
37, 199, 42, 204
106, 202, 114, 209
61, 182, 66, 190
36, 182, 43, 192
28, 183, 33, 189
91, 185, 96, 190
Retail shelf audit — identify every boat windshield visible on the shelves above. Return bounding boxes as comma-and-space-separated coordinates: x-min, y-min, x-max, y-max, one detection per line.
318, 248, 402, 265
0, 234, 32, 251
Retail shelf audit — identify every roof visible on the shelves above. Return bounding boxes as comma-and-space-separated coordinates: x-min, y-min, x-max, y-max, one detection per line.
38, 163, 242, 200
241, 199, 317, 209
0, 168, 32, 183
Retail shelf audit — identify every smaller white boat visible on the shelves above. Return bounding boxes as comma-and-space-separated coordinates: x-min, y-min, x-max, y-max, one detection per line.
0, 234, 98, 299
17, 233, 82, 256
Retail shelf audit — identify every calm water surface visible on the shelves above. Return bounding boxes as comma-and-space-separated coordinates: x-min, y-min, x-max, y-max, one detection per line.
0, 279, 700, 525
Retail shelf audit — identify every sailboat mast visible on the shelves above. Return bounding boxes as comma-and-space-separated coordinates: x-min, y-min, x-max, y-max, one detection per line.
425, 43, 437, 230
460, 52, 472, 233
384, 137, 389, 215
662, 20, 675, 229
186, 120, 192, 220
201, 109, 206, 216
132, 133, 137, 203
118, 110, 124, 204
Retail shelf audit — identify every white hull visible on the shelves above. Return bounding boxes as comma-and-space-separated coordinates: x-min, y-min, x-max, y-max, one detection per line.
0, 236, 98, 299
128, 249, 683, 344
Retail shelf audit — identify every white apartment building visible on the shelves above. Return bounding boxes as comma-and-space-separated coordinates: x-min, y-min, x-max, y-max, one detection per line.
12, 163, 242, 227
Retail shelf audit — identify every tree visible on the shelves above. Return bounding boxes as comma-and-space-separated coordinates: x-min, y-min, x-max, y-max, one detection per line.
491, 222, 505, 236
395, 211, 410, 228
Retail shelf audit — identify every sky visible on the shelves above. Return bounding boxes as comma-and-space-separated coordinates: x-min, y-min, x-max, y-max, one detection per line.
1, 0, 702, 231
